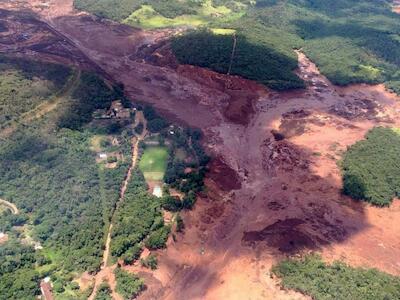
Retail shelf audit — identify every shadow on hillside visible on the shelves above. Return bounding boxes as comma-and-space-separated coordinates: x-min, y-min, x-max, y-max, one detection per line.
293, 18, 400, 66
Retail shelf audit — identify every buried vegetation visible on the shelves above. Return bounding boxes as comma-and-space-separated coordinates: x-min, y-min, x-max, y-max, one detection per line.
341, 127, 400, 206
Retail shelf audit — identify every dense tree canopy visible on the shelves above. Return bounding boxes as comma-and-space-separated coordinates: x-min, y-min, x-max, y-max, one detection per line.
273, 255, 400, 300
114, 268, 145, 300
341, 127, 400, 206
0, 241, 44, 300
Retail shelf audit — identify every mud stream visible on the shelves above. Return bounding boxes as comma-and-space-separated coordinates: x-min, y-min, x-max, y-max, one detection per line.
2, 1, 400, 299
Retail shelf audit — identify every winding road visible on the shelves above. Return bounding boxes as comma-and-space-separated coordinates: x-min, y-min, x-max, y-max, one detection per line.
0, 199, 18, 214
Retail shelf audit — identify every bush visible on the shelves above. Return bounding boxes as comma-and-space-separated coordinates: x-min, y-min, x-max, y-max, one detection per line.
69, 281, 80, 290
140, 254, 158, 270
134, 122, 144, 135
94, 282, 112, 300
122, 244, 142, 265
107, 156, 118, 164
182, 191, 196, 209
114, 268, 145, 299
145, 226, 170, 250
147, 118, 168, 133
176, 214, 184, 232
162, 195, 182, 212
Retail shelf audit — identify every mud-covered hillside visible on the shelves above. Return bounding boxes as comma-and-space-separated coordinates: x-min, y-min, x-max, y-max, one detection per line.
75, 0, 400, 93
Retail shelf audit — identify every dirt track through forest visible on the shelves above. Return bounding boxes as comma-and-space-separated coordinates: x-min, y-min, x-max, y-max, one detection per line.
0, 199, 18, 214
2, 1, 400, 299
88, 112, 147, 300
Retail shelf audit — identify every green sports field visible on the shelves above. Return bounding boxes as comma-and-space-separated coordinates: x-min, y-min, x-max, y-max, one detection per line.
139, 146, 168, 181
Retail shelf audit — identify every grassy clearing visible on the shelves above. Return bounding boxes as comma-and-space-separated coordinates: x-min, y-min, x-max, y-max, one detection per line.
123, 5, 205, 29
210, 28, 236, 35
139, 146, 168, 181
273, 255, 400, 300
90, 135, 106, 152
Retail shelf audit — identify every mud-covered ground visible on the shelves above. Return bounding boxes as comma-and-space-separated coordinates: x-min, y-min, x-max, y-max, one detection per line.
3, 1, 400, 299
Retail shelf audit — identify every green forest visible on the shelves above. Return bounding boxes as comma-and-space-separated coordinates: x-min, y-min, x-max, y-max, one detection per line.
110, 168, 166, 262
341, 127, 400, 206
111, 110, 208, 263
273, 255, 400, 300
0, 55, 134, 298
114, 268, 145, 299
0, 55, 71, 127
0, 241, 45, 300
0, 52, 210, 297
74, 0, 400, 92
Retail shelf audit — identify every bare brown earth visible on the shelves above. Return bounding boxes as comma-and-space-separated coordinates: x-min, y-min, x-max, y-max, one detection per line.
0, 233, 8, 245
2, 1, 400, 299
394, 0, 400, 13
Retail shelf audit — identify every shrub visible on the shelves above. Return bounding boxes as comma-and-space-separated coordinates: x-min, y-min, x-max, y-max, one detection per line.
140, 254, 158, 270
176, 214, 184, 232
107, 156, 118, 164
122, 244, 142, 265
134, 122, 144, 135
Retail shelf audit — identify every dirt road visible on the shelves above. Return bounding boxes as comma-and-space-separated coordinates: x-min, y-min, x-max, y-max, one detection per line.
0, 199, 18, 214
2, 1, 400, 299
89, 111, 147, 300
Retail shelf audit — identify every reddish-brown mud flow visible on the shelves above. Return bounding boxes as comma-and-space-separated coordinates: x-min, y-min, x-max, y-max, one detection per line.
2, 1, 400, 299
